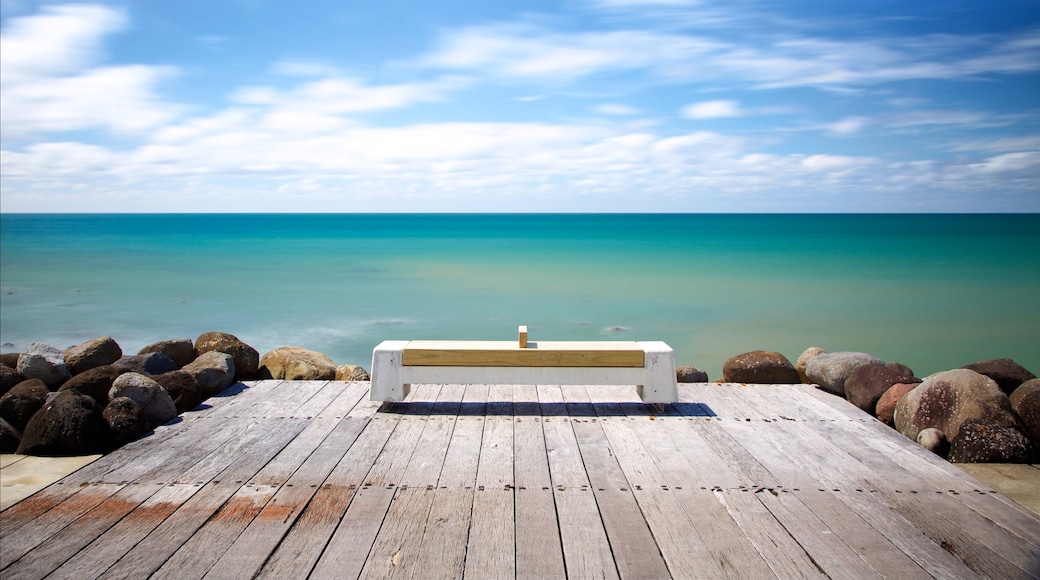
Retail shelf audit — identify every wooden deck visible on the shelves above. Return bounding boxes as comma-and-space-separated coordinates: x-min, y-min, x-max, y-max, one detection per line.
2, 380, 1038, 579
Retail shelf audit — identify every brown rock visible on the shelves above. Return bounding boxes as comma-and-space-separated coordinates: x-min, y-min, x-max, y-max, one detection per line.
805, 351, 884, 396
113, 353, 178, 376
676, 366, 709, 383
57, 365, 128, 406
258, 347, 336, 381
948, 419, 1036, 463
0, 353, 21, 368
844, 363, 920, 415
722, 351, 800, 384
0, 379, 50, 432
894, 369, 1018, 442
876, 383, 919, 426
109, 373, 178, 428
1, 364, 20, 397
63, 336, 123, 375
336, 364, 370, 382
17, 390, 111, 456
796, 347, 826, 384
153, 370, 203, 413
0, 417, 20, 453
194, 332, 259, 380
104, 397, 151, 448
181, 351, 236, 397
138, 339, 197, 368
1009, 379, 1040, 447
962, 358, 1036, 396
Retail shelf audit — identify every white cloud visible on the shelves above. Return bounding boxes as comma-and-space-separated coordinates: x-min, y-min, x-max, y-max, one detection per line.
827, 116, 868, 135
594, 103, 641, 115
681, 100, 741, 119
0, 4, 179, 137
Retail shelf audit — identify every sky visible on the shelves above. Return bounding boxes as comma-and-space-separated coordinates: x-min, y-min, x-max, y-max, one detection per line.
1, 0, 1038, 212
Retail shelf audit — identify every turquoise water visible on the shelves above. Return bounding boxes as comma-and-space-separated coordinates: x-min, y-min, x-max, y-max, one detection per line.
2, 214, 1038, 379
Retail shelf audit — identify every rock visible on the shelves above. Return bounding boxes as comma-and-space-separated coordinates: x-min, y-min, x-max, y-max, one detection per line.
181, 351, 236, 397
258, 347, 336, 381
0, 353, 21, 368
1, 364, 20, 397
109, 373, 178, 428
16, 390, 110, 456
844, 363, 920, 415
876, 383, 919, 426
894, 369, 1018, 442
916, 428, 949, 458
153, 370, 203, 413
16, 342, 72, 387
336, 364, 370, 382
194, 332, 259, 380
676, 366, 709, 383
962, 358, 1037, 396
885, 361, 915, 379
0, 379, 50, 432
0, 417, 20, 453
104, 397, 152, 448
805, 351, 884, 396
63, 336, 123, 375
113, 352, 178, 377
138, 338, 196, 369
796, 347, 826, 384
948, 419, 1036, 463
57, 365, 128, 406
722, 351, 800, 384
1010, 379, 1040, 447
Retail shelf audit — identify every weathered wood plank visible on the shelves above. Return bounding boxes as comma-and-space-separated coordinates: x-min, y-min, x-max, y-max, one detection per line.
403, 340, 645, 367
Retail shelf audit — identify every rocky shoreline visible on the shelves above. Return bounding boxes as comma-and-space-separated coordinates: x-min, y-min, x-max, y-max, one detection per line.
2, 335, 1037, 467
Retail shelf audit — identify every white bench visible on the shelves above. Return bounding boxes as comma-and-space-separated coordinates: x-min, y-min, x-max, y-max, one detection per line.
370, 326, 678, 404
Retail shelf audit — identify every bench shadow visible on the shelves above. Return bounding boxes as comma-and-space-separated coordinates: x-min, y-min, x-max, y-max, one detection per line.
380, 401, 716, 417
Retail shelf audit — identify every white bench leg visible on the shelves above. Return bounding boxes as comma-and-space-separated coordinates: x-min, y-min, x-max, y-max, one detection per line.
636, 341, 678, 404
370, 340, 411, 402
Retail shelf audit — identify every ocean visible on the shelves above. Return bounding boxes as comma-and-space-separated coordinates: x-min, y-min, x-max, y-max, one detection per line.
2, 214, 1038, 380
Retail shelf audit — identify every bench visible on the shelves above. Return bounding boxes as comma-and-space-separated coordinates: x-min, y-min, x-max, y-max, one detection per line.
370, 326, 678, 404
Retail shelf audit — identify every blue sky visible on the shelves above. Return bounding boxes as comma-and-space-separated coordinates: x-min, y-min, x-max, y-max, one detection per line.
1, 0, 1038, 212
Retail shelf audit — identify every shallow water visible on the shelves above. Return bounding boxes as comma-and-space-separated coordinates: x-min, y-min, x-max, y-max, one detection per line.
2, 213, 1038, 379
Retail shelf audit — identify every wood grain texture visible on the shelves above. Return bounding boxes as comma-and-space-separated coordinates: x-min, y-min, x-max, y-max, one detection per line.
403, 340, 645, 367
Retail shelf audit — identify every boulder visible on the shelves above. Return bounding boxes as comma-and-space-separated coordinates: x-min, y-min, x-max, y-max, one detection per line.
336, 364, 370, 382
805, 351, 884, 396
844, 363, 920, 415
885, 361, 915, 379
194, 332, 259, 380
876, 383, 919, 426
258, 347, 336, 381
948, 419, 1036, 463
676, 366, 709, 383
181, 351, 236, 397
0, 353, 21, 368
138, 338, 196, 369
109, 373, 178, 428
916, 428, 949, 458
1010, 379, 1040, 446
63, 336, 123, 375
104, 397, 152, 448
0, 417, 20, 453
153, 370, 203, 413
113, 352, 178, 377
795, 347, 826, 384
722, 351, 800, 384
894, 369, 1018, 442
961, 358, 1036, 396
0, 379, 50, 432
1, 364, 20, 397
16, 390, 110, 456
16, 342, 72, 387
57, 365, 128, 406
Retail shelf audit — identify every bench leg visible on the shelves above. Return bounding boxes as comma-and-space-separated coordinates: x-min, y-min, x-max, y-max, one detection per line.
370, 341, 411, 402
637, 343, 678, 404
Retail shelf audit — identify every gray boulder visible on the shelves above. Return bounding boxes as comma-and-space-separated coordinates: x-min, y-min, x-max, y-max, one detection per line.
109, 373, 178, 428
894, 369, 1018, 442
258, 347, 336, 381
181, 351, 236, 397
1010, 379, 1040, 447
676, 366, 709, 383
1, 364, 20, 397
138, 338, 197, 369
948, 419, 1036, 463
63, 336, 122, 375
844, 362, 920, 415
722, 351, 800, 384
113, 352, 178, 377
962, 358, 1036, 396
57, 364, 128, 406
795, 347, 826, 384
1, 379, 50, 432
17, 390, 110, 456
16, 342, 72, 387
805, 351, 884, 396
153, 370, 203, 413
194, 332, 259, 380
104, 397, 152, 448
0, 417, 20, 453
336, 364, 371, 382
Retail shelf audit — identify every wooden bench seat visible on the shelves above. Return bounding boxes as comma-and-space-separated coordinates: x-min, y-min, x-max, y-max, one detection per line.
370, 327, 678, 404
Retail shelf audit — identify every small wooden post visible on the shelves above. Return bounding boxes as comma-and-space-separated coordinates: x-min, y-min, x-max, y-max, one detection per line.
518, 325, 528, 348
